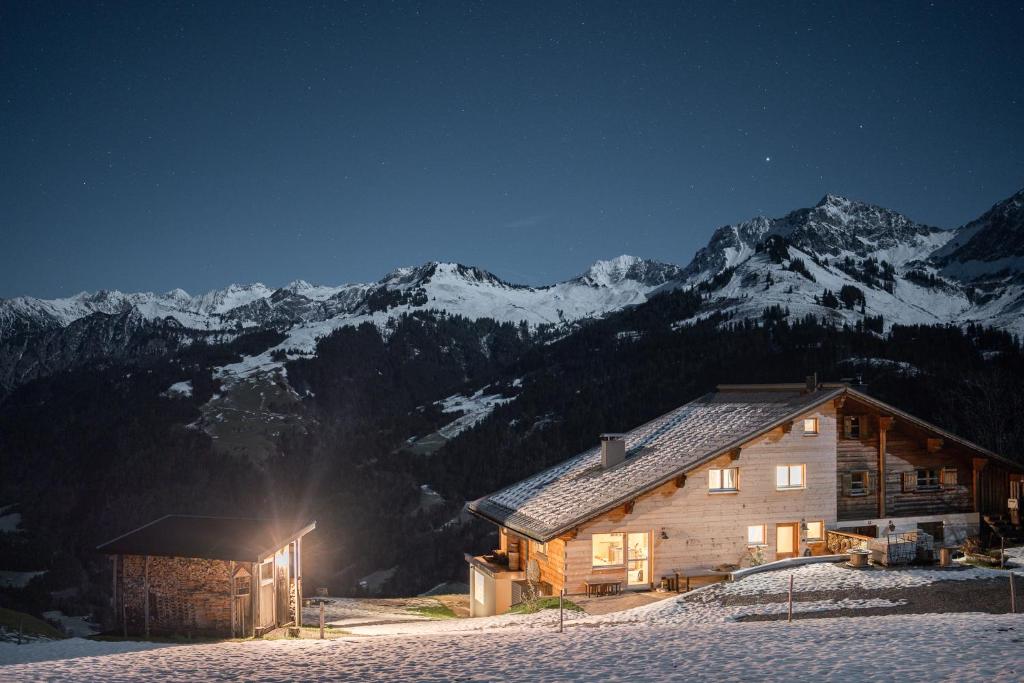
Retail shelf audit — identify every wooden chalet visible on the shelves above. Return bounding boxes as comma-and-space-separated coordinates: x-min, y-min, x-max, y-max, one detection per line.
466, 380, 1023, 616
97, 515, 315, 637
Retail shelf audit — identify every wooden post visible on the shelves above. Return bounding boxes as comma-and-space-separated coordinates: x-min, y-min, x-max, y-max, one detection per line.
121, 556, 128, 638
17, 618, 23, 645
143, 555, 151, 639
559, 589, 564, 633
972, 457, 989, 513
787, 574, 793, 622
230, 561, 237, 639
1001, 536, 1006, 569
319, 601, 325, 640
1011, 572, 1017, 614
878, 416, 893, 518
295, 538, 302, 629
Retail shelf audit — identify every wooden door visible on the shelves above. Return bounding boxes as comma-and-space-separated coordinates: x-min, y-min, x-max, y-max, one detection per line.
775, 523, 798, 560
258, 559, 275, 630
626, 532, 650, 588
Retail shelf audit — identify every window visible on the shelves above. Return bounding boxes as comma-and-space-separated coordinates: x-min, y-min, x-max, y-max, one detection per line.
803, 417, 819, 435
776, 464, 806, 490
916, 468, 940, 490
747, 525, 767, 546
849, 470, 869, 496
534, 540, 548, 556
844, 416, 861, 439
708, 467, 739, 492
805, 521, 824, 542
592, 533, 624, 567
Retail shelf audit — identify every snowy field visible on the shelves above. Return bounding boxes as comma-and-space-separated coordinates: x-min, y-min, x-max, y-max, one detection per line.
1, 613, 1022, 681
4, 558, 1024, 680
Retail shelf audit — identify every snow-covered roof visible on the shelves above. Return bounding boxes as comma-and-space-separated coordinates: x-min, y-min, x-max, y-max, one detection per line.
469, 385, 1021, 542
469, 385, 845, 541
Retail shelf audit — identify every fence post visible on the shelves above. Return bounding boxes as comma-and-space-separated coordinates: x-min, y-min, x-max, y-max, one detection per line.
17, 618, 23, 645
1011, 572, 1017, 614
787, 574, 793, 623
319, 601, 325, 639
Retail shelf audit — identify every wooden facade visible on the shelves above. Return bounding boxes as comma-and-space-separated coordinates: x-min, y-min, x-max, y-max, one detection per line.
99, 516, 315, 638
468, 384, 1024, 614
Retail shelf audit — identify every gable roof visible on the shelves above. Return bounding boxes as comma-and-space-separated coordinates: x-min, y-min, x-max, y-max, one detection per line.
469, 385, 844, 542
468, 384, 1021, 542
96, 515, 316, 562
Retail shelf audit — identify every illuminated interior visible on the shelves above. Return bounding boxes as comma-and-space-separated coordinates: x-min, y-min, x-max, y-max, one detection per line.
803, 417, 819, 434
747, 524, 767, 546
626, 532, 649, 585
708, 467, 738, 491
806, 520, 824, 541
591, 533, 624, 566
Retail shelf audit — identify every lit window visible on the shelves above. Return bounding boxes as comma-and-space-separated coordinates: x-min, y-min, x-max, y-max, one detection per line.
776, 464, 806, 489
591, 533, 624, 567
747, 525, 767, 546
803, 418, 819, 435
806, 521, 824, 541
849, 470, 869, 496
708, 467, 739, 492
916, 468, 940, 489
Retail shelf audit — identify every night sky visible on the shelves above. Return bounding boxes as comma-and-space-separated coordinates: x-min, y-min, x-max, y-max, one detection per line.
2, 1, 1023, 298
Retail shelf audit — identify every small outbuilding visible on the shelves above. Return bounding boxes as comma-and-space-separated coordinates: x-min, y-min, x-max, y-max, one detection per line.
97, 515, 315, 638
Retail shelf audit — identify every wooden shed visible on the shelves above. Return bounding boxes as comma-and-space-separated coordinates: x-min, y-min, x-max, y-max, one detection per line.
97, 515, 316, 638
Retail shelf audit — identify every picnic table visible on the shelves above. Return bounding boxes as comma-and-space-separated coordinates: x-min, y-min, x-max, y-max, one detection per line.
584, 579, 622, 597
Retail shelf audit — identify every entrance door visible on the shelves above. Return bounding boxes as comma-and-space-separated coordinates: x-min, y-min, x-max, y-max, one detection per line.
626, 532, 650, 588
258, 559, 275, 630
776, 523, 798, 560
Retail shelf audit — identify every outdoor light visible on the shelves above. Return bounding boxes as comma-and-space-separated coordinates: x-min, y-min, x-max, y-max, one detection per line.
799, 519, 808, 532
660, 528, 669, 540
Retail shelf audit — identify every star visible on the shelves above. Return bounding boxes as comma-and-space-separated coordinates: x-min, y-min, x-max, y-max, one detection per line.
765, 156, 771, 163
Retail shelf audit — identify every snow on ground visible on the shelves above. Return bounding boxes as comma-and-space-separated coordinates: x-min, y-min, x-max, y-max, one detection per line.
2, 613, 1022, 681
0, 511, 22, 533
161, 380, 193, 398
436, 389, 514, 439
0, 570, 45, 589
41, 612, 100, 638
715, 561, 1014, 596
0, 637, 172, 666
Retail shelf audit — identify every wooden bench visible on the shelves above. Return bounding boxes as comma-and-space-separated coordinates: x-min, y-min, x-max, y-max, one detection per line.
669, 568, 730, 593
584, 579, 622, 597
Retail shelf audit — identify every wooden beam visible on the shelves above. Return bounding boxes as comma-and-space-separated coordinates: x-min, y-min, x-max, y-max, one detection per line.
623, 500, 636, 515
295, 538, 302, 630
674, 474, 687, 489
878, 416, 893, 518
973, 457, 989, 512
143, 555, 150, 639
926, 438, 944, 453
728, 448, 741, 462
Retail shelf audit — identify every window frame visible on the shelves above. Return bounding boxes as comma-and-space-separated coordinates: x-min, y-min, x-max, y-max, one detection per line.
803, 417, 819, 435
776, 464, 807, 490
916, 468, 940, 490
849, 470, 869, 496
591, 533, 625, 568
707, 467, 739, 493
805, 520, 824, 542
845, 415, 861, 439
534, 540, 548, 557
746, 524, 768, 547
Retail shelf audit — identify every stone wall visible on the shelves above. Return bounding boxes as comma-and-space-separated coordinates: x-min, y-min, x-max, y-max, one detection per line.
118, 555, 234, 636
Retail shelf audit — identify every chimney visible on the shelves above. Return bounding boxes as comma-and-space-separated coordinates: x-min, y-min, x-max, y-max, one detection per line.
805, 373, 818, 392
600, 434, 627, 469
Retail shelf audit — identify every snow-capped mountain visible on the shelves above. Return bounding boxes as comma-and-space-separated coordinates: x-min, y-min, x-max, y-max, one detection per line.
680, 189, 1024, 336
2, 187, 1023, 396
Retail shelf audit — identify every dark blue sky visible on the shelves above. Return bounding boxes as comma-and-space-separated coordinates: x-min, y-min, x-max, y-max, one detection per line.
2, 1, 1022, 298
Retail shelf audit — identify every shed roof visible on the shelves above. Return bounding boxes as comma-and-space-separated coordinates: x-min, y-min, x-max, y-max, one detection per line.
469, 385, 845, 542
96, 515, 316, 562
